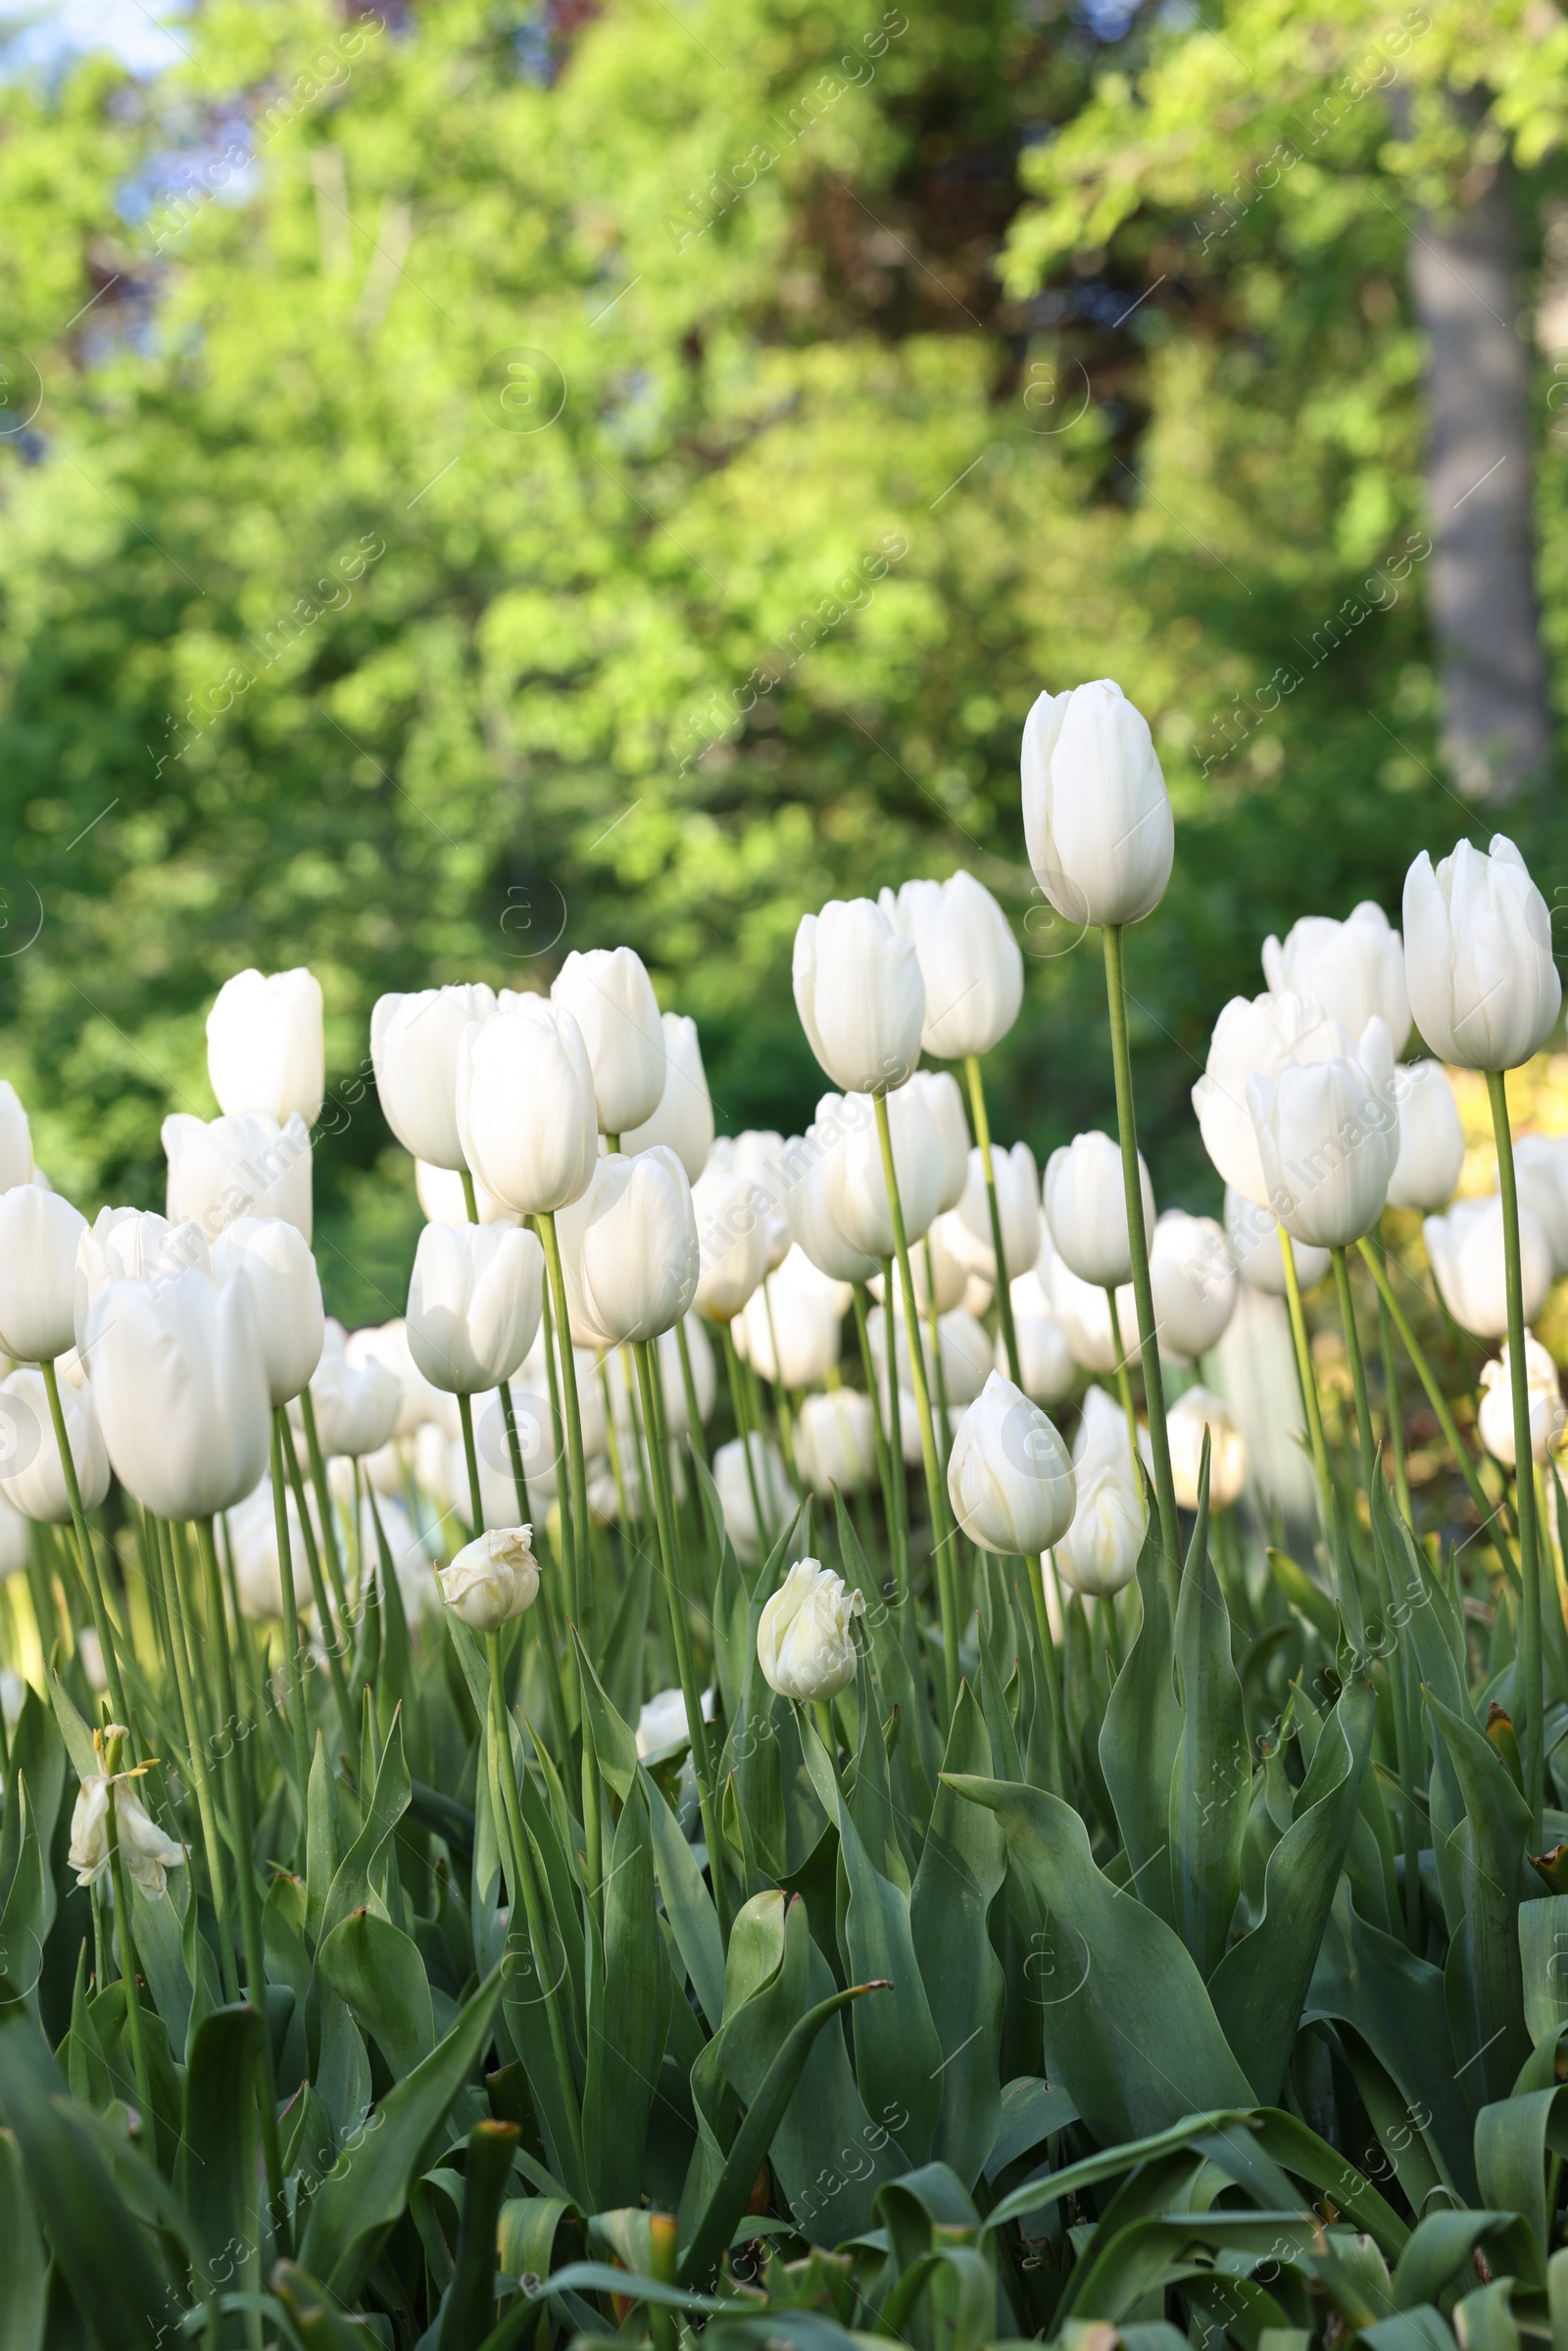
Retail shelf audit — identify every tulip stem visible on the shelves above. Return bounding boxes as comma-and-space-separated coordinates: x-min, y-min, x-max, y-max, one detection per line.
461, 1165, 480, 1225
500, 1383, 573, 1754
458, 1393, 485, 1538
299, 1390, 352, 1630
1371, 1227, 1414, 1527
1330, 1248, 1379, 1497
102, 1730, 154, 2123
42, 1356, 129, 1731
963, 1054, 1022, 1389
1278, 1229, 1335, 1539
278, 1417, 358, 1756
923, 1244, 953, 1472
852, 1282, 904, 1600
874, 1091, 961, 1720
675, 1321, 709, 1470
720, 1321, 770, 1551
1486, 1067, 1544, 1842
1102, 1286, 1139, 1459
762, 1282, 804, 1493
1101, 927, 1179, 1595
154, 1516, 240, 2001
535, 1211, 592, 1639
1025, 1555, 1067, 1796
270, 1412, 313, 1819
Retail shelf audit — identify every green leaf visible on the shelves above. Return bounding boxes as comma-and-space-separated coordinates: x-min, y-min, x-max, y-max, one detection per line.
0, 1779, 46, 2020
582, 1775, 664, 2208
317, 1909, 435, 2079
643, 1763, 724, 2033
1473, 2084, 1568, 2279
1267, 1546, 1339, 1642
1169, 1460, 1250, 1979
1424, 1689, 1539, 2110
570, 1630, 639, 1806
498, 2195, 572, 2279
178, 2004, 264, 2297
1518, 1891, 1568, 2048
1392, 2210, 1539, 2311
0, 2126, 45, 2351
1098, 1526, 1180, 1927
318, 1710, 410, 1945
909, 1685, 1006, 2191
306, 1731, 344, 1951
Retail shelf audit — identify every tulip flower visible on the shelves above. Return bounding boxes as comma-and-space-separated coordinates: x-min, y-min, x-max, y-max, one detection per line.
164, 1108, 313, 1243
1193, 991, 1351, 1205
0, 1491, 28, 1581
757, 1556, 864, 1700
713, 1432, 794, 1562
636, 1685, 712, 1759
416, 1159, 516, 1227
870, 1301, 991, 1410
1247, 1024, 1399, 1249
306, 1347, 406, 1459
227, 1478, 316, 1621
438, 1525, 540, 1633
622, 1011, 714, 1180
1021, 678, 1173, 928
950, 1142, 1041, 1285
343, 1318, 450, 1440
723, 1132, 793, 1270
1223, 1187, 1330, 1297
1148, 1209, 1238, 1361
1514, 1137, 1568, 1277
0, 1367, 109, 1522
736, 1246, 846, 1389
794, 1388, 878, 1494
1164, 1386, 1249, 1511
879, 871, 1023, 1059
74, 1208, 211, 1356
1424, 1196, 1551, 1337
1479, 1335, 1566, 1468
0, 1082, 32, 1190
1404, 837, 1560, 1071
70, 1763, 186, 1899
1004, 1268, 1075, 1401
85, 1267, 270, 1519
1074, 1381, 1137, 1480
789, 1113, 881, 1287
207, 966, 325, 1127
909, 1070, 970, 1215
210, 1216, 324, 1406
886, 1218, 968, 1316
947, 1372, 1075, 1556
1262, 904, 1410, 1056
819, 1084, 942, 1262
1042, 1238, 1137, 1374
1044, 1131, 1152, 1289
552, 946, 667, 1138
557, 1148, 699, 1347
793, 899, 925, 1097
1385, 1060, 1465, 1213
407, 1220, 545, 1394
692, 1163, 773, 1321
1055, 1461, 1147, 1597
0, 1186, 86, 1365
371, 983, 497, 1171
456, 991, 599, 1218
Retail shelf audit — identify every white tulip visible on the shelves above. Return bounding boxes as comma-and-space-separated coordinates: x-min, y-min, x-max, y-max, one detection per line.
70, 1768, 186, 1898
948, 1372, 1075, 1556
0, 1491, 28, 1580
226, 1479, 315, 1621
306, 1349, 405, 1459
1404, 836, 1561, 1070
737, 1248, 846, 1390
552, 947, 666, 1137
757, 1556, 863, 1700
0, 1083, 32, 1189
1164, 1386, 1249, 1510
344, 1318, 449, 1438
1385, 1060, 1466, 1214
789, 1108, 881, 1287
416, 1160, 517, 1227
557, 1148, 699, 1347
1021, 678, 1173, 928
207, 966, 324, 1127
1043, 1239, 1138, 1373
692, 1164, 772, 1321
794, 1389, 878, 1495
950, 1142, 1041, 1287
821, 1082, 942, 1261
1424, 1196, 1552, 1338
210, 1217, 324, 1407
725, 1132, 793, 1270
882, 1218, 968, 1317
1005, 1268, 1075, 1401
74, 1208, 211, 1357
867, 1302, 991, 1410
0, 1186, 86, 1363
1514, 1136, 1568, 1276
1193, 991, 1359, 1205
793, 899, 925, 1097
408, 1221, 545, 1394
879, 871, 1023, 1059
1262, 904, 1410, 1057
164, 1109, 313, 1243
1148, 1209, 1238, 1360
622, 1011, 713, 1180
1478, 1334, 1565, 1468
0, 1367, 108, 1522
1055, 1462, 1147, 1597
636, 1685, 712, 1759
437, 1525, 539, 1633
371, 984, 497, 1171
85, 1268, 270, 1518
456, 991, 598, 1217
713, 1433, 794, 1563
908, 1071, 970, 1215
1044, 1132, 1152, 1289
1223, 1186, 1330, 1297
1247, 1030, 1399, 1249
1073, 1382, 1136, 1480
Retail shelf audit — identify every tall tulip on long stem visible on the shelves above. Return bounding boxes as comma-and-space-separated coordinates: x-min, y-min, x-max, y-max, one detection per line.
535, 1211, 591, 1632
963, 1055, 1022, 1388
1488, 1071, 1544, 1838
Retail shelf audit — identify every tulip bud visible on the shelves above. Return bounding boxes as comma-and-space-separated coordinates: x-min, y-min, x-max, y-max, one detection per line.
948, 1372, 1075, 1556
1479, 1334, 1566, 1467
557, 1148, 700, 1347
736, 1247, 847, 1389
869, 1301, 990, 1410
0, 1083, 32, 1190
794, 1388, 877, 1495
724, 1132, 792, 1269
879, 871, 1023, 1059
1073, 1381, 1136, 1477
622, 1011, 714, 1180
793, 900, 925, 1097
0, 1492, 28, 1581
1193, 991, 1351, 1206
637, 1685, 711, 1759
1042, 1238, 1137, 1373
1147, 1210, 1238, 1361
1513, 1136, 1568, 1277
227, 1478, 316, 1621
1384, 1060, 1465, 1214
908, 1071, 970, 1215
550, 947, 667, 1137
344, 1318, 448, 1438
164, 1109, 313, 1243
416, 1159, 517, 1227
371, 984, 497, 1171
1424, 1196, 1552, 1338
0, 1366, 108, 1522
692, 1164, 773, 1321
1044, 1132, 1152, 1289
0, 1187, 87, 1364
74, 1209, 211, 1357
823, 1085, 943, 1262
438, 1525, 540, 1633
1005, 1268, 1075, 1401
1055, 1457, 1147, 1597
86, 1267, 270, 1518
713, 1432, 794, 1563
1247, 1032, 1400, 1249
757, 1555, 864, 1700
789, 1108, 880, 1287
1021, 678, 1173, 928
1404, 836, 1561, 1071
1164, 1386, 1249, 1511
1223, 1187, 1330, 1297
883, 1218, 967, 1317
455, 991, 599, 1217
1261, 904, 1410, 1056
947, 1141, 1041, 1288
210, 1217, 325, 1406
407, 1221, 545, 1395
207, 966, 325, 1127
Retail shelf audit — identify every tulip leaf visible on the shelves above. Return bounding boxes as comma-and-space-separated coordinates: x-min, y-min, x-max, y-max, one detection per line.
177, 2002, 264, 2295
318, 1908, 435, 2079
1424, 1689, 1540, 2112
570, 1629, 639, 1807
583, 1775, 664, 2209
644, 1763, 725, 2033
909, 1685, 1006, 2191
1098, 1526, 1180, 1927
318, 1708, 411, 1944
1474, 2083, 1568, 2279
599, 1549, 654, 1731
0, 2122, 45, 2351
1519, 1893, 1568, 2048
1267, 1546, 1340, 1643
0, 1779, 45, 2021
0, 1688, 64, 1930
1168, 1457, 1250, 1980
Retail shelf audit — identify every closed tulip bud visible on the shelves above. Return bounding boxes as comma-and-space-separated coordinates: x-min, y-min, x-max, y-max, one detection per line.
1021, 678, 1173, 928
551, 947, 666, 1137
637, 1685, 713, 1759
1405, 836, 1561, 1070
824, 1082, 943, 1261
344, 1318, 448, 1438
909, 1071, 971, 1215
794, 1388, 877, 1494
793, 899, 925, 1097
867, 1302, 991, 1409
207, 966, 325, 1127
1385, 1060, 1465, 1213
371, 984, 497, 1171
226, 1479, 315, 1621
1513, 1136, 1568, 1276
757, 1556, 864, 1700
948, 1371, 1075, 1556
211, 1217, 324, 1406
883, 1217, 967, 1317
416, 1159, 517, 1226
945, 1142, 1042, 1291
726, 1132, 792, 1269
438, 1525, 539, 1633
70, 1765, 186, 1899
407, 1221, 545, 1395
0, 1083, 32, 1190
1193, 991, 1350, 1205
1262, 904, 1410, 1056
622, 1012, 713, 1180
1147, 1209, 1238, 1361
455, 991, 598, 1217
713, 1432, 794, 1563
164, 1109, 313, 1243
0, 1187, 86, 1363
879, 871, 1023, 1059
789, 1109, 880, 1287
1005, 1268, 1075, 1401
1044, 1132, 1152, 1289
1043, 1239, 1138, 1373
1073, 1381, 1137, 1479
1164, 1386, 1249, 1510
1223, 1187, 1330, 1297
1479, 1334, 1566, 1467
0, 1493, 28, 1581
85, 1268, 270, 1518
1424, 1196, 1552, 1337
1247, 1028, 1399, 1249
558, 1148, 700, 1346
737, 1247, 847, 1389
1055, 1461, 1147, 1597
74, 1209, 211, 1357
0, 1366, 108, 1522
692, 1164, 773, 1321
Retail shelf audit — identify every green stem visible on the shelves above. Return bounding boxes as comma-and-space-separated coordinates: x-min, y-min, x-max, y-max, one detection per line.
1101, 925, 1179, 1590
102, 1732, 153, 2120
270, 1411, 313, 1827
1487, 1067, 1544, 1843
501, 1381, 572, 1755
458, 1392, 484, 1537
154, 1516, 239, 2000
1330, 1247, 1378, 1497
853, 1281, 904, 1600
41, 1359, 128, 1729
1279, 1228, 1335, 1536
675, 1320, 709, 1471
1103, 1286, 1138, 1457
535, 1210, 591, 1635
279, 1416, 357, 1753
1025, 1555, 1067, 1796
923, 1242, 953, 1470
720, 1319, 769, 1551
1372, 1225, 1413, 1527
964, 1053, 1022, 1388
299, 1389, 351, 1627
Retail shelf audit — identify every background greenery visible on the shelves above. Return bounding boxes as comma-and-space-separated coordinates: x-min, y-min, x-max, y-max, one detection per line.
0, 0, 1564, 1321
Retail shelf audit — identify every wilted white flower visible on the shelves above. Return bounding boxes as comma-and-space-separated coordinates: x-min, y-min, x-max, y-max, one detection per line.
70, 1755, 186, 1899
